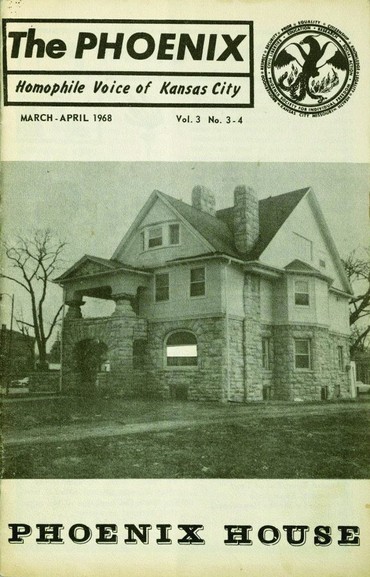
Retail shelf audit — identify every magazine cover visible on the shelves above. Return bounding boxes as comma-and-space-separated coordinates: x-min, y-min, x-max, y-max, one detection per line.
0, 1, 369, 576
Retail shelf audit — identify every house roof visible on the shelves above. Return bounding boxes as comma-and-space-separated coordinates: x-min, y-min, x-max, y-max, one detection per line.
157, 191, 240, 258
248, 187, 310, 259
284, 259, 321, 272
161, 187, 310, 260
81, 255, 149, 273
61, 187, 312, 280
58, 185, 351, 292
54, 254, 148, 282
284, 259, 334, 283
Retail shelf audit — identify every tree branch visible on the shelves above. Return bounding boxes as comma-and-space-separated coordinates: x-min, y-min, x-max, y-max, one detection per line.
45, 304, 64, 342
2, 230, 66, 367
0, 273, 30, 293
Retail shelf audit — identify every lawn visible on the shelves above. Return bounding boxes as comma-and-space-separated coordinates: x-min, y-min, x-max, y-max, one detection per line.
2, 397, 370, 479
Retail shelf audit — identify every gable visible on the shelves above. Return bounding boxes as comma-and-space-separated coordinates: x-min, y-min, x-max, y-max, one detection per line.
161, 192, 238, 257
246, 188, 310, 259
67, 260, 111, 279
115, 194, 213, 267
110, 186, 350, 292
140, 196, 178, 227
54, 255, 130, 282
259, 190, 350, 292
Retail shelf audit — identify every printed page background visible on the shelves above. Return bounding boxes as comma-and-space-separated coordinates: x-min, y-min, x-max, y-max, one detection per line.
1, 0, 368, 162
1, 1, 369, 576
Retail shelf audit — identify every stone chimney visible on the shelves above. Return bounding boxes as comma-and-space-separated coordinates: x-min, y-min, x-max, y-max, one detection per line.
233, 185, 259, 254
192, 185, 216, 216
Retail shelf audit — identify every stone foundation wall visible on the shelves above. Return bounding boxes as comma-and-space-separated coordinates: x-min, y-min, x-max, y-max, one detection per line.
62, 314, 147, 396
261, 325, 274, 399
61, 303, 350, 402
272, 324, 351, 401
328, 332, 352, 398
227, 318, 245, 402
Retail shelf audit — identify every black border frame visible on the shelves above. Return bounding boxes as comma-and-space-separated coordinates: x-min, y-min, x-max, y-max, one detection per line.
2, 18, 254, 108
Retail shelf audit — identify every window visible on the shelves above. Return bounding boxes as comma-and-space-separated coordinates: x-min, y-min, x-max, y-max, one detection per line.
155, 273, 169, 302
294, 280, 310, 306
169, 223, 180, 245
144, 223, 180, 250
148, 226, 163, 248
294, 339, 312, 370
321, 385, 329, 400
262, 338, 271, 370
337, 346, 344, 371
166, 331, 197, 367
190, 267, 205, 297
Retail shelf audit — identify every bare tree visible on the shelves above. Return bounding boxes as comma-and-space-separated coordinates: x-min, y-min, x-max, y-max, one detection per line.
343, 248, 370, 356
1, 229, 66, 370
15, 307, 37, 361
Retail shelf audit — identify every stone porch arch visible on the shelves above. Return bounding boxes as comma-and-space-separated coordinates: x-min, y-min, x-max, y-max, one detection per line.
73, 338, 109, 396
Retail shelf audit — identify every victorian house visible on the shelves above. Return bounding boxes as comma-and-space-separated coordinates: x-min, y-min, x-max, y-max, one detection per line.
55, 184, 352, 402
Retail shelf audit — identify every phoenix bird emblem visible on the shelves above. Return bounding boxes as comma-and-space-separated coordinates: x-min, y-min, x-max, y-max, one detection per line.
274, 34, 349, 103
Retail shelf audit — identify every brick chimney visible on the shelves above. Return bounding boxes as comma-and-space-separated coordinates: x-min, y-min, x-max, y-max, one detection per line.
233, 185, 259, 254
192, 185, 216, 216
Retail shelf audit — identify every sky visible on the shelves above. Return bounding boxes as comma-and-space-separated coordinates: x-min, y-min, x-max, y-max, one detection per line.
1, 161, 369, 337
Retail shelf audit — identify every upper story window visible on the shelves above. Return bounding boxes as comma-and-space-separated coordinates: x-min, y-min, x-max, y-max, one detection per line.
155, 273, 169, 302
190, 267, 205, 297
169, 223, 180, 245
294, 279, 310, 306
148, 226, 163, 248
144, 222, 180, 251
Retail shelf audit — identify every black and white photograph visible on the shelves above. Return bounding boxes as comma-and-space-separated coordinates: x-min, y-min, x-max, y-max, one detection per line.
1, 1, 369, 575
1, 161, 369, 479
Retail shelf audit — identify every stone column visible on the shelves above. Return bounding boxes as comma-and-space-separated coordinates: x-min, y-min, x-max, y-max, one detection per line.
243, 273, 263, 401
65, 300, 85, 319
109, 293, 137, 395
61, 300, 85, 394
111, 294, 136, 317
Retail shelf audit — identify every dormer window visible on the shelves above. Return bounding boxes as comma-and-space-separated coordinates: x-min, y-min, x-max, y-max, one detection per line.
169, 223, 180, 245
148, 226, 163, 248
144, 223, 180, 250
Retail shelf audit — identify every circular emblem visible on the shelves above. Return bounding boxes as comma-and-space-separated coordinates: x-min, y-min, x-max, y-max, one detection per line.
261, 22, 359, 116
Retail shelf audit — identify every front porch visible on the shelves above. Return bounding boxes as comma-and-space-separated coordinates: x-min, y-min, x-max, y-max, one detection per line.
55, 255, 151, 396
